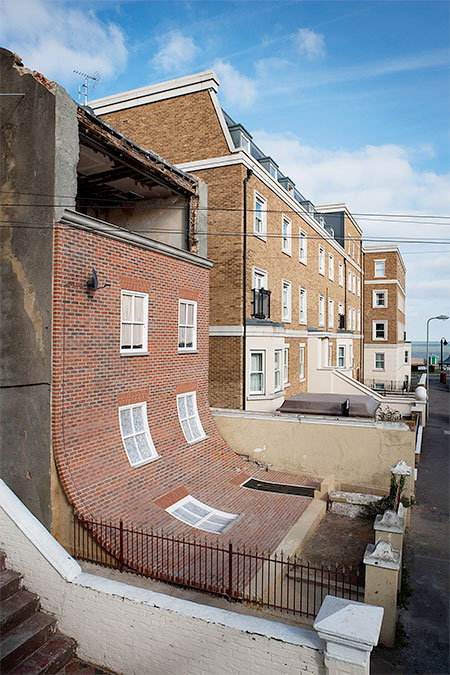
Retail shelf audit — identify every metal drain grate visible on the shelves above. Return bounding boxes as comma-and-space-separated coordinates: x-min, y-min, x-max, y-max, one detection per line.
242, 478, 315, 498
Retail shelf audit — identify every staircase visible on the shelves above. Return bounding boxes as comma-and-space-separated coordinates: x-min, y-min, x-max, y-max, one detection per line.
0, 550, 76, 673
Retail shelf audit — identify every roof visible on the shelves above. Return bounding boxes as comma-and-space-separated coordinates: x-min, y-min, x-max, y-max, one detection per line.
277, 393, 380, 418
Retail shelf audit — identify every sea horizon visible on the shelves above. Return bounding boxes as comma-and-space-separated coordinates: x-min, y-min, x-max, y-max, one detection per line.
411, 341, 450, 359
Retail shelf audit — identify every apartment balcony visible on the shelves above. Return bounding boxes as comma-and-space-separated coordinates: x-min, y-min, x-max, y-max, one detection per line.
251, 288, 271, 320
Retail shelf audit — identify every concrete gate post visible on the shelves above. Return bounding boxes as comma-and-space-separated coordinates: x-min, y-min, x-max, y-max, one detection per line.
391, 460, 413, 527
363, 541, 401, 647
314, 596, 383, 675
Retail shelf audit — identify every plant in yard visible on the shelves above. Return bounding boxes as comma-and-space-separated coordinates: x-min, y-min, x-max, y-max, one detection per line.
364, 475, 415, 519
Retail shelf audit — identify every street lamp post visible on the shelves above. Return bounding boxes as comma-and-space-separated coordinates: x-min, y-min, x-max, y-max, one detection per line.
440, 337, 447, 370
426, 315, 449, 417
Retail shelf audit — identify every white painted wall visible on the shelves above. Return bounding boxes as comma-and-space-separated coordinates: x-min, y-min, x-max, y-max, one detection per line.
0, 480, 325, 675
364, 343, 412, 389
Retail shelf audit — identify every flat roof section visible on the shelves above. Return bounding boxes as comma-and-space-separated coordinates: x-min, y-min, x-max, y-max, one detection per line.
277, 393, 380, 418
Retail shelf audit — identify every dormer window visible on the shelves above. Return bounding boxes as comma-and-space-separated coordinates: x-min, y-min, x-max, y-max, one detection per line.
279, 177, 295, 195
228, 124, 252, 154
259, 157, 278, 180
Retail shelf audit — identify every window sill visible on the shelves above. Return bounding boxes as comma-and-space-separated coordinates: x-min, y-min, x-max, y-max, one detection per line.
299, 259, 307, 266
121, 351, 149, 357
130, 454, 160, 468
284, 382, 291, 388
299, 378, 306, 383
282, 250, 292, 257
248, 390, 286, 401
254, 233, 267, 242
178, 349, 199, 354
319, 271, 325, 276
185, 434, 208, 445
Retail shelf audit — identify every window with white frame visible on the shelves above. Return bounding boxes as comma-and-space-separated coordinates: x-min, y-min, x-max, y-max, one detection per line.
352, 241, 355, 259
357, 245, 360, 263
328, 299, 334, 328
177, 391, 206, 443
120, 290, 148, 354
328, 343, 333, 367
166, 495, 238, 534
254, 192, 267, 239
375, 353, 385, 370
250, 351, 264, 394
338, 345, 345, 368
352, 274, 356, 295
348, 306, 352, 330
352, 308, 356, 331
299, 287, 307, 324
338, 302, 344, 316
178, 300, 197, 352
119, 402, 157, 467
373, 321, 387, 340
374, 259, 386, 277
282, 280, 292, 322
348, 270, 352, 291
319, 246, 325, 275
274, 349, 282, 392
299, 345, 305, 380
252, 267, 268, 290
299, 229, 307, 264
357, 310, 361, 332
328, 254, 334, 281
284, 346, 289, 386
319, 294, 325, 326
282, 216, 292, 255
348, 236, 351, 254
373, 290, 387, 308
339, 262, 344, 287
357, 277, 361, 297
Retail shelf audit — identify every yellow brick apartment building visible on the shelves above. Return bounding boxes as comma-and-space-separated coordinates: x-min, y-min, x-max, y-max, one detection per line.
91, 71, 368, 411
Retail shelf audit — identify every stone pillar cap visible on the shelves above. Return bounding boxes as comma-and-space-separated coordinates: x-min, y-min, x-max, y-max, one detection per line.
391, 459, 412, 476
364, 540, 401, 570
314, 595, 384, 649
374, 509, 405, 534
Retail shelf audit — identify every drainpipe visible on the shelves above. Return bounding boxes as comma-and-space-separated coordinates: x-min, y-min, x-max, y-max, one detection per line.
360, 249, 365, 383
243, 168, 253, 411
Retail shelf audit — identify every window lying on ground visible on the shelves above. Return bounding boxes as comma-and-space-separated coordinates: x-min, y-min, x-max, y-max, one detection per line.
166, 496, 238, 533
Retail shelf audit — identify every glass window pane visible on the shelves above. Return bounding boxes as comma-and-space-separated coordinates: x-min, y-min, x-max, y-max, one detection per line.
134, 295, 144, 322
251, 353, 262, 372
177, 396, 186, 419
179, 303, 186, 325
173, 507, 198, 525
122, 294, 133, 321
207, 513, 233, 527
187, 304, 194, 325
132, 406, 144, 433
121, 324, 132, 349
178, 327, 186, 348
250, 372, 262, 391
132, 324, 143, 349
185, 327, 193, 348
124, 437, 140, 465
135, 433, 151, 459
189, 417, 202, 440
120, 409, 132, 437
184, 501, 209, 518
186, 394, 195, 417
181, 419, 193, 442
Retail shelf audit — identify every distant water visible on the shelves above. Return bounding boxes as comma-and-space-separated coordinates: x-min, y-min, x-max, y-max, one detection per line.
412, 341, 450, 359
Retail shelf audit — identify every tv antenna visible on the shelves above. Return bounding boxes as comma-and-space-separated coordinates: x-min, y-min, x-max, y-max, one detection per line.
74, 70, 100, 105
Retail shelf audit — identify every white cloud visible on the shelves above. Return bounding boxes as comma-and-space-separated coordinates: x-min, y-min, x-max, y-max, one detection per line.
293, 28, 326, 61
0, 0, 127, 85
152, 30, 200, 73
213, 60, 257, 109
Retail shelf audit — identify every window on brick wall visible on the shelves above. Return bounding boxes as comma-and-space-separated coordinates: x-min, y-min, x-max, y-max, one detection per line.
328, 254, 334, 281
373, 290, 387, 308
299, 345, 305, 380
374, 260, 386, 277
177, 391, 206, 444
282, 215, 292, 255
299, 229, 307, 264
328, 299, 334, 328
319, 294, 325, 326
318, 246, 325, 275
299, 287, 307, 324
254, 192, 267, 240
120, 290, 148, 354
178, 300, 197, 352
282, 280, 292, 322
348, 270, 352, 291
339, 262, 344, 287
167, 495, 238, 534
119, 402, 158, 467
373, 321, 387, 340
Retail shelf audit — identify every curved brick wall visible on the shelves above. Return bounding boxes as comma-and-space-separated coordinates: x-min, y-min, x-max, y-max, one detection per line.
52, 222, 316, 552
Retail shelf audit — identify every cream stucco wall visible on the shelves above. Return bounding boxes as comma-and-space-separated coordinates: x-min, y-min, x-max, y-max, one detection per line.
213, 410, 415, 493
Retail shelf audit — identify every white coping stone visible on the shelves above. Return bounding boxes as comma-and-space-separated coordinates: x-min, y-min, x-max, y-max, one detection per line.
314, 596, 383, 666
391, 459, 412, 476
364, 541, 401, 570
397, 503, 408, 520
0, 479, 322, 651
374, 510, 405, 534
329, 491, 383, 505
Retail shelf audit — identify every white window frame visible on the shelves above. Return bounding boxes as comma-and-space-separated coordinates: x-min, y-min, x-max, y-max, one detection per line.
338, 302, 344, 316
119, 402, 158, 467
357, 277, 361, 297
299, 229, 308, 264
319, 246, 325, 275
338, 345, 345, 368
352, 308, 356, 331
352, 274, 356, 295
177, 391, 206, 444
375, 353, 385, 370
120, 290, 148, 355
319, 294, 325, 327
373, 320, 387, 340
249, 350, 265, 395
274, 349, 282, 392
252, 267, 268, 290
299, 287, 307, 325
328, 254, 334, 281
299, 344, 305, 381
352, 241, 355, 259
178, 299, 197, 352
282, 280, 292, 323
166, 495, 237, 534
374, 259, 386, 278
339, 262, 344, 287
348, 306, 352, 331
328, 299, 334, 328
348, 270, 352, 291
282, 215, 292, 256
357, 309, 361, 332
284, 346, 289, 386
347, 236, 351, 255
328, 343, 333, 367
372, 290, 388, 308
254, 192, 267, 240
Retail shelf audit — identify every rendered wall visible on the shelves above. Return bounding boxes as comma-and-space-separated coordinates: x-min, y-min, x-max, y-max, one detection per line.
0, 480, 325, 675
213, 411, 415, 493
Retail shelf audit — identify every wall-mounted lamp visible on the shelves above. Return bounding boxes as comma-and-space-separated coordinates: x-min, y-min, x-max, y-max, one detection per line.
86, 268, 111, 292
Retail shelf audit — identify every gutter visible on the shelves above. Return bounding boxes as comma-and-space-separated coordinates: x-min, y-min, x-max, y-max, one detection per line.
242, 168, 253, 411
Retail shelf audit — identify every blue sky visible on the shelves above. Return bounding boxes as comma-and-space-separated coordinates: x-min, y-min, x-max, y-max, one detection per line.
1, 0, 449, 339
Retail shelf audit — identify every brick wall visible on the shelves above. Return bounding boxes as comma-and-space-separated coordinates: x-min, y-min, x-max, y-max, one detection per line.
1, 481, 326, 675
100, 90, 230, 164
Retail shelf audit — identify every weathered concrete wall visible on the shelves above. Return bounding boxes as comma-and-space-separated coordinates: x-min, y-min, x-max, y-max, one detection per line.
213, 410, 415, 493
0, 48, 78, 527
